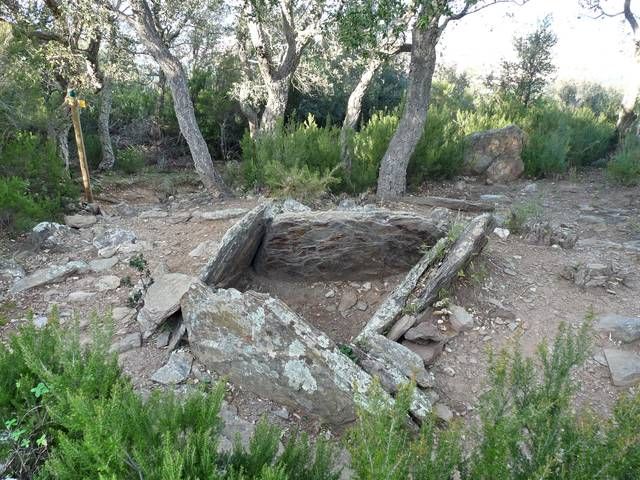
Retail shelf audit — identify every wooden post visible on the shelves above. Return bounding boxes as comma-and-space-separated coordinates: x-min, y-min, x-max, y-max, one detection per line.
66, 88, 94, 203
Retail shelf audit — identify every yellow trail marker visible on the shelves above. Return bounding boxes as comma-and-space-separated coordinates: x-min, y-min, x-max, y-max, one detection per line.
66, 89, 93, 203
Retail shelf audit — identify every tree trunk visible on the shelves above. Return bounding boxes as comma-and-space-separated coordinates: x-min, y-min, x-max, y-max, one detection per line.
57, 122, 71, 171
340, 57, 383, 172
97, 77, 116, 170
259, 77, 289, 133
616, 44, 640, 137
376, 21, 440, 199
129, 0, 227, 194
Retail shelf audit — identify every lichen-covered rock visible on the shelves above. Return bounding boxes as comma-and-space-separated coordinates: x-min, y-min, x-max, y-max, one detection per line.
137, 273, 198, 338
200, 204, 270, 287
463, 125, 526, 182
254, 209, 449, 281
181, 282, 379, 425
31, 222, 78, 251
9, 260, 88, 294
93, 228, 137, 250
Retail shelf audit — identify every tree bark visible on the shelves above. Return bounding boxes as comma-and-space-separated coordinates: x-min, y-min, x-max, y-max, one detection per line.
97, 77, 116, 170
129, 0, 227, 194
340, 57, 383, 172
259, 77, 290, 133
376, 20, 441, 199
57, 122, 71, 171
617, 0, 640, 138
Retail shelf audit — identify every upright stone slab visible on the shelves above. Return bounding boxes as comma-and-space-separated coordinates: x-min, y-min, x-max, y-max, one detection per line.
199, 204, 270, 287
254, 209, 449, 281
181, 282, 378, 425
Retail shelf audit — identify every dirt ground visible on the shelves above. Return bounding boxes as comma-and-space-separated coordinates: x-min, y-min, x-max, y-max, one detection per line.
1, 169, 639, 436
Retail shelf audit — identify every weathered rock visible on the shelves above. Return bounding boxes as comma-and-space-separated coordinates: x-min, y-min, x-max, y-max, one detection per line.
0, 258, 25, 280
200, 204, 270, 287
254, 209, 449, 281
68, 291, 96, 303
561, 263, 626, 289
596, 314, 640, 343
480, 194, 509, 202
89, 257, 119, 272
493, 227, 510, 240
93, 228, 137, 250
524, 221, 578, 249
463, 125, 526, 182
522, 183, 538, 194
400, 340, 443, 366
31, 222, 77, 251
9, 261, 88, 294
356, 333, 434, 388
33, 315, 48, 329
109, 332, 142, 354
113, 202, 136, 217
64, 214, 97, 228
181, 283, 379, 425
282, 198, 311, 212
218, 403, 259, 454
434, 403, 454, 422
401, 196, 494, 213
404, 322, 448, 343
386, 315, 417, 341
604, 349, 640, 387
449, 305, 474, 332
112, 307, 135, 323
137, 273, 197, 339
189, 239, 220, 258
96, 275, 121, 292
151, 350, 193, 384
338, 289, 358, 313
193, 208, 249, 221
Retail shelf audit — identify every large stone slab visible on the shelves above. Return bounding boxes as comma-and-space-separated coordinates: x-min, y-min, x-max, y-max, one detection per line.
596, 314, 640, 343
604, 349, 640, 387
254, 209, 449, 281
9, 260, 88, 294
137, 273, 198, 339
463, 124, 526, 182
181, 282, 378, 425
31, 222, 79, 251
200, 204, 270, 287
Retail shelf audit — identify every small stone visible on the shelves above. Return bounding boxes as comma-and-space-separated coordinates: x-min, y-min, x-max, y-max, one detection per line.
64, 214, 97, 228
33, 315, 48, 329
604, 349, 640, 387
355, 301, 368, 311
151, 350, 193, 385
282, 199, 311, 212
522, 183, 538, 194
68, 291, 96, 303
361, 282, 372, 291
443, 366, 456, 377
434, 403, 454, 422
449, 305, 474, 332
493, 227, 510, 240
386, 315, 417, 341
503, 268, 517, 276
96, 275, 121, 292
400, 340, 443, 366
338, 289, 358, 313
156, 330, 171, 348
109, 332, 142, 354
112, 307, 135, 323
89, 257, 119, 272
325, 290, 336, 298
405, 322, 447, 343
274, 407, 290, 420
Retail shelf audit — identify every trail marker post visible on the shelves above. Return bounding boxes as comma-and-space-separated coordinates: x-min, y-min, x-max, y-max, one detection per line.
66, 88, 94, 203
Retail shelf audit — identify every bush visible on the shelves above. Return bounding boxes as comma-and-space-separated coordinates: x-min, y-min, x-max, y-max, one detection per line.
116, 146, 146, 174
608, 135, 640, 186
349, 319, 640, 479
240, 115, 341, 199
0, 132, 78, 230
0, 311, 341, 479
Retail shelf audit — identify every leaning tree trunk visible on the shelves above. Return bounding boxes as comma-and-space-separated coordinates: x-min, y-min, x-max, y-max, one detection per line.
97, 77, 116, 170
259, 77, 290, 133
129, 0, 227, 194
340, 57, 383, 172
376, 21, 441, 199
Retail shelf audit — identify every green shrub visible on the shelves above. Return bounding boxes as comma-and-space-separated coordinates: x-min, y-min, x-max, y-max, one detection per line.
505, 199, 543, 233
240, 115, 341, 199
83, 133, 102, 169
608, 135, 640, 186
0, 312, 341, 479
349, 112, 398, 192
0, 177, 49, 231
520, 103, 571, 176
565, 107, 615, 166
116, 146, 146, 174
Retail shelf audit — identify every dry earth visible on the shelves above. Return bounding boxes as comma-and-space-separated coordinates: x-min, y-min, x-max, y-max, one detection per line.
1, 169, 639, 440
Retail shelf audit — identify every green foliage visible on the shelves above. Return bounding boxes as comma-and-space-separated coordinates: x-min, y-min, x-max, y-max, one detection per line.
506, 200, 543, 234
0, 312, 341, 479
0, 132, 78, 231
240, 116, 340, 199
83, 133, 102, 170
116, 146, 146, 174
608, 135, 640, 186
128, 253, 148, 273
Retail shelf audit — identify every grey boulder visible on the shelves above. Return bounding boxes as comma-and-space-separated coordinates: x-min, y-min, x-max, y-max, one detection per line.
463, 125, 526, 183
596, 314, 640, 343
